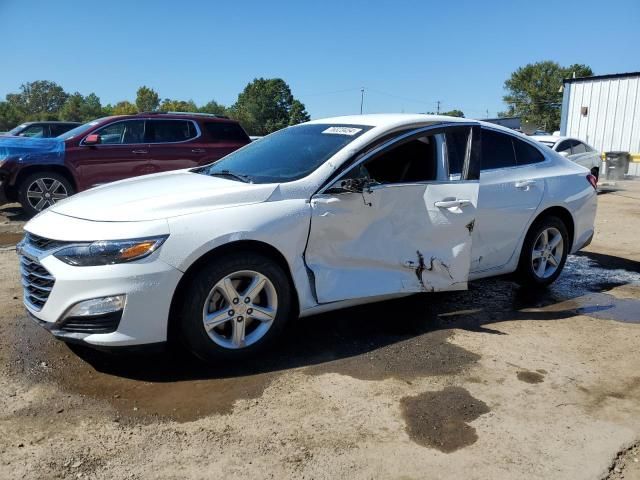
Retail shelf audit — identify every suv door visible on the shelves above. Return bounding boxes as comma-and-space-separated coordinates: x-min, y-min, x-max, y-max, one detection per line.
304, 125, 480, 303
470, 129, 545, 273
69, 119, 151, 190
146, 119, 202, 173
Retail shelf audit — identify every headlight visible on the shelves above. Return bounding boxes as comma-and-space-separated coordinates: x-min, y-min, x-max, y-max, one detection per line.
54, 236, 168, 266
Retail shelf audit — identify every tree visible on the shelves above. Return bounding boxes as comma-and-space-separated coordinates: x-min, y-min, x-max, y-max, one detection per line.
501, 61, 592, 131
81, 93, 103, 120
6, 80, 68, 120
288, 99, 310, 126
230, 78, 309, 135
112, 101, 138, 115
135, 86, 159, 112
59, 93, 85, 121
0, 101, 22, 131
160, 98, 198, 112
427, 109, 464, 117
199, 100, 227, 116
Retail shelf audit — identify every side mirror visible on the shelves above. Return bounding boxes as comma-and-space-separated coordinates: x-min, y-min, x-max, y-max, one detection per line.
84, 134, 101, 145
325, 177, 370, 194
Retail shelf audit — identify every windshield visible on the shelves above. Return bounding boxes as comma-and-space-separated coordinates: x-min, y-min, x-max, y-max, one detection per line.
7, 124, 28, 135
57, 118, 109, 140
198, 124, 372, 183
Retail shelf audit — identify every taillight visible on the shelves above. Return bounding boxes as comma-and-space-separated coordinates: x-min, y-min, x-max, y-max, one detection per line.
586, 174, 598, 189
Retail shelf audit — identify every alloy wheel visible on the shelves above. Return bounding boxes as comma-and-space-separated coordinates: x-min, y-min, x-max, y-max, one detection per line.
201, 270, 278, 349
26, 178, 69, 211
531, 227, 564, 279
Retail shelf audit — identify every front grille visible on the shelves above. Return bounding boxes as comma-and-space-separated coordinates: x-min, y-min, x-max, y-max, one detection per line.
20, 255, 55, 311
24, 233, 70, 251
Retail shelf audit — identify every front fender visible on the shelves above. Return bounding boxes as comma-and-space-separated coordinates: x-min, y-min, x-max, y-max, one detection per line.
160, 199, 317, 310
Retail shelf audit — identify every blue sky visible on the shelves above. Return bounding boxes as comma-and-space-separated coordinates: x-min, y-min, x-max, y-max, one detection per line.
1, 0, 638, 119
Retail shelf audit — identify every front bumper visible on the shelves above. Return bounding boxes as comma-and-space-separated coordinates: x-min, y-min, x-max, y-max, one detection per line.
19, 244, 183, 347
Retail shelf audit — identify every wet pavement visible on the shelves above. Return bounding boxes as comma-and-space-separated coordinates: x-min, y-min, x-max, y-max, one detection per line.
5, 250, 640, 423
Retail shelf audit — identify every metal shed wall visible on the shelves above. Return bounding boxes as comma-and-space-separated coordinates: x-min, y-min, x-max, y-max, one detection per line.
560, 74, 640, 155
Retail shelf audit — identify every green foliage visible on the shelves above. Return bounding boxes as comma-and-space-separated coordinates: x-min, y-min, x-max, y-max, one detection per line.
501, 61, 592, 131
135, 86, 160, 112
112, 101, 138, 115
199, 100, 227, 116
230, 78, 310, 135
425, 109, 464, 117
160, 98, 198, 112
5, 80, 68, 121
0, 79, 308, 133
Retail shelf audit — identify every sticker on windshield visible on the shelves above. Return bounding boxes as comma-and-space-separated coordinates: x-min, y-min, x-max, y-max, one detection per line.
322, 126, 363, 136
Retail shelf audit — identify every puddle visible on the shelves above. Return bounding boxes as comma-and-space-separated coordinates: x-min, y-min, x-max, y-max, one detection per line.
0, 232, 23, 247
517, 371, 545, 384
400, 387, 490, 452
6, 253, 640, 423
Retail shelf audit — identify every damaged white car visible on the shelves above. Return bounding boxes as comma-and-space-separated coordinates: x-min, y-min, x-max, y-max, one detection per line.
18, 114, 597, 360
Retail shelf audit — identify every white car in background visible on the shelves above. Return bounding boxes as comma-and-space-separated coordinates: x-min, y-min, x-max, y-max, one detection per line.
534, 135, 602, 179
18, 114, 597, 361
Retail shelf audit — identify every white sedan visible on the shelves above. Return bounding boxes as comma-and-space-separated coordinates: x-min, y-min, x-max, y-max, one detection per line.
533, 135, 602, 179
18, 114, 597, 360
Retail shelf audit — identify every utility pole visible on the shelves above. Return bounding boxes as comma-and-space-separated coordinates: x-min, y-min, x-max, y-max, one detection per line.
486, 109, 489, 118
436, 100, 441, 114
360, 88, 365, 114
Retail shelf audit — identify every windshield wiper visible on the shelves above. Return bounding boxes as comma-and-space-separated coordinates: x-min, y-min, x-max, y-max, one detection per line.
209, 170, 252, 183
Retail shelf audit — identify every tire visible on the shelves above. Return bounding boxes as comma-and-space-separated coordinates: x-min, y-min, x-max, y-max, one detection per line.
515, 215, 569, 288
18, 172, 75, 217
179, 252, 293, 362
590, 167, 599, 181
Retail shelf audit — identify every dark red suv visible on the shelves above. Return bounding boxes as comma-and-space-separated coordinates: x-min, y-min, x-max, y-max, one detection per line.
0, 112, 250, 216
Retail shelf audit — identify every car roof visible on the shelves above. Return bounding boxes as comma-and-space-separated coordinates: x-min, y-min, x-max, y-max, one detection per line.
19, 121, 81, 125
114, 112, 238, 123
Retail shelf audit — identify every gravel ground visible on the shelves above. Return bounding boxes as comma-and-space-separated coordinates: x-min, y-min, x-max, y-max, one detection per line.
0, 181, 639, 479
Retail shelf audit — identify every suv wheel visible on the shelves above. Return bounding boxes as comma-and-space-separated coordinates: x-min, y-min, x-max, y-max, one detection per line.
180, 252, 292, 361
18, 172, 75, 217
516, 215, 569, 288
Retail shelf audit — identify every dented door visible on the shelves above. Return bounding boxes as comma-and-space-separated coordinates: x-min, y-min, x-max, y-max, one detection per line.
305, 124, 481, 304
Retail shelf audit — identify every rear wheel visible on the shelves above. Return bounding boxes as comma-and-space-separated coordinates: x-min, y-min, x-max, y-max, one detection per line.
516, 215, 569, 288
18, 172, 75, 217
179, 252, 292, 361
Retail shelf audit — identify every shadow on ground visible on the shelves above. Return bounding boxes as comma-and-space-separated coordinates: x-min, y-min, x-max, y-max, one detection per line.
7, 251, 640, 421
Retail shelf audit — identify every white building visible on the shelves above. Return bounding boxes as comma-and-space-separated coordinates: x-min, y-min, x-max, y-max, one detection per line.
560, 71, 640, 176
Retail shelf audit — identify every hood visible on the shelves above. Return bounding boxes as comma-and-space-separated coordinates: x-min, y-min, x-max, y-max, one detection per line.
0, 136, 64, 162
51, 170, 279, 221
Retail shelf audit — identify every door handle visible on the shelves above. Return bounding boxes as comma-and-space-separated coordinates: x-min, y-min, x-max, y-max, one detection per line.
434, 199, 471, 208
515, 179, 536, 189
191, 148, 206, 153
132, 149, 148, 154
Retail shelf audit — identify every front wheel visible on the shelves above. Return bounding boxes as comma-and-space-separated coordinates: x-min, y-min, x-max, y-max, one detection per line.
179, 252, 293, 361
18, 172, 75, 217
516, 215, 569, 288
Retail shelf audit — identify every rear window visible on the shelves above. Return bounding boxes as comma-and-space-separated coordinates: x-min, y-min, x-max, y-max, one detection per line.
513, 138, 545, 165
204, 122, 250, 143
147, 120, 197, 143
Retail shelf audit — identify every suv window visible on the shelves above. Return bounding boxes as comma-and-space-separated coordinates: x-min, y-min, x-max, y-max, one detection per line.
147, 120, 197, 143
95, 120, 146, 144
204, 122, 250, 143
481, 129, 516, 170
572, 142, 587, 154
556, 139, 574, 154
50, 124, 73, 136
362, 135, 438, 184
513, 138, 545, 165
20, 124, 47, 138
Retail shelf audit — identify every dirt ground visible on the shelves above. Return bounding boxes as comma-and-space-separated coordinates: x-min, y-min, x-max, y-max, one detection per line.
0, 182, 639, 480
